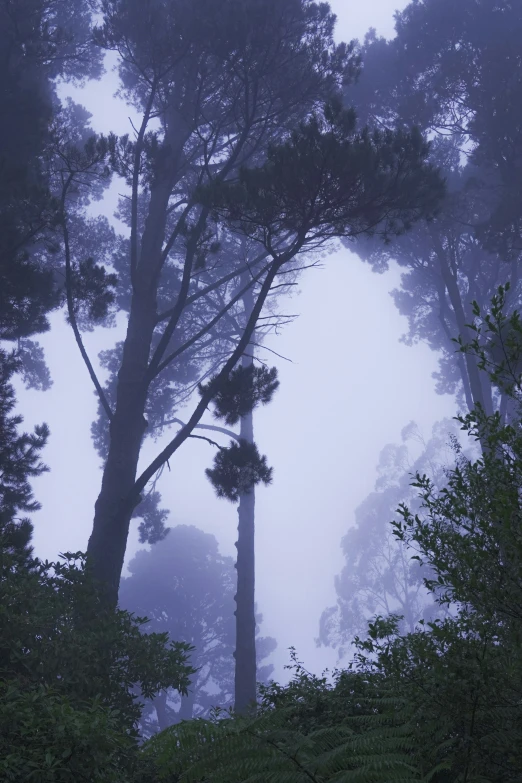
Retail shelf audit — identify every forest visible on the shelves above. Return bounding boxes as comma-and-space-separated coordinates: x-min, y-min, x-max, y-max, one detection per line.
1, 0, 522, 780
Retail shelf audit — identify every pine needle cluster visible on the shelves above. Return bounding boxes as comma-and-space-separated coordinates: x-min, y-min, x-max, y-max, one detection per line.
205, 440, 273, 502
200, 365, 279, 427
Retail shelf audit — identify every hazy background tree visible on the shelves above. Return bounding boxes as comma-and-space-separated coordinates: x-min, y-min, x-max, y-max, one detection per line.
319, 0, 522, 665
343, 0, 522, 419
0, 0, 103, 379
318, 418, 464, 657
349, 0, 522, 258
119, 524, 276, 735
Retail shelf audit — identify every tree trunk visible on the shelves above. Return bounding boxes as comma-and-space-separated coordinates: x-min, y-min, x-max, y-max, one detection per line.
234, 285, 257, 714
87, 128, 185, 604
433, 236, 494, 417
234, 406, 257, 713
87, 289, 157, 603
154, 690, 170, 732
177, 687, 196, 722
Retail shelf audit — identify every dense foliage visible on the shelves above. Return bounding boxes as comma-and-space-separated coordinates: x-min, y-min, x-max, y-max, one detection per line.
0, 350, 49, 566
0, 544, 193, 781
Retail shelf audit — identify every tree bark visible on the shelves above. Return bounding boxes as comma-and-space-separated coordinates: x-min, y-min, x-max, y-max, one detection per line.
87, 287, 157, 603
154, 690, 170, 732
234, 284, 257, 714
177, 687, 196, 722
432, 233, 494, 418
86, 123, 187, 604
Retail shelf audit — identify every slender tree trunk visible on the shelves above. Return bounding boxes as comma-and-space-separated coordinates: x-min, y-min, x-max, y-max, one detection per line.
433, 235, 494, 417
154, 690, 170, 732
234, 285, 257, 714
177, 687, 196, 722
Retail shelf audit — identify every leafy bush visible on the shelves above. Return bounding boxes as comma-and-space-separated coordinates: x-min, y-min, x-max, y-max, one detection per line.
0, 547, 194, 782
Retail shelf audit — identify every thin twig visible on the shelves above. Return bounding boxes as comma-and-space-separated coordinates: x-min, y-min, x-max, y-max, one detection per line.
61, 176, 113, 422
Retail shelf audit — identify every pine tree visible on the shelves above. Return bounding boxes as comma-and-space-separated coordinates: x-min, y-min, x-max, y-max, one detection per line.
0, 350, 49, 567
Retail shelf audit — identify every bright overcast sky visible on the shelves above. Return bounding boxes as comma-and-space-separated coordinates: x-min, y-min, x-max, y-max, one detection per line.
19, 0, 457, 683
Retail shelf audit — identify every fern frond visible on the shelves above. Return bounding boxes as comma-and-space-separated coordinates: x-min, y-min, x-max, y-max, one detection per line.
140, 686, 458, 783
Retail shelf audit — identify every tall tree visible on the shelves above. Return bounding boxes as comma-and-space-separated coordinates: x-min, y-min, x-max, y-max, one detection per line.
234, 287, 261, 713
63, 0, 442, 605
202, 280, 281, 713
0, 0, 102, 360
92, 232, 288, 713
0, 351, 49, 567
0, 0, 106, 563
342, 0, 522, 420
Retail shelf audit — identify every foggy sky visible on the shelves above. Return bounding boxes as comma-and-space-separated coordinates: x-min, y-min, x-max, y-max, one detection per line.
17, 0, 458, 683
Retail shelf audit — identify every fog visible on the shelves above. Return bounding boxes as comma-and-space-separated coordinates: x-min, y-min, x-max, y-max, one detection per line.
17, 0, 456, 688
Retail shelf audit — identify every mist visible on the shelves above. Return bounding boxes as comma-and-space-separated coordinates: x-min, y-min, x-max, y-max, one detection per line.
17, 0, 454, 683
3, 0, 522, 773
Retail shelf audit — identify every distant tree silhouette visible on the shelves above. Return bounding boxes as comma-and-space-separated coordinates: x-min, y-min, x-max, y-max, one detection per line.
345, 0, 522, 420
119, 525, 276, 735
318, 419, 466, 659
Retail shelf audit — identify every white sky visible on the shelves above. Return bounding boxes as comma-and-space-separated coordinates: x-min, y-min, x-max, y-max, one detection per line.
18, 0, 458, 683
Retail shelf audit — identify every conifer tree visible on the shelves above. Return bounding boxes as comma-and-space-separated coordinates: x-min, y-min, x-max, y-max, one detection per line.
77, 2, 442, 605
0, 351, 49, 567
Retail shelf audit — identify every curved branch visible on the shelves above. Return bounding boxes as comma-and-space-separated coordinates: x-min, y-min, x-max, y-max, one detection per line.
61, 182, 113, 422
162, 416, 241, 443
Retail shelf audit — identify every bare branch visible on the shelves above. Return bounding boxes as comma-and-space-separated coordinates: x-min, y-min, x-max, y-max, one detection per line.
151, 261, 271, 379
252, 341, 294, 363
256, 314, 299, 320
161, 416, 241, 442
60, 177, 113, 422
267, 282, 299, 292
188, 433, 224, 449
